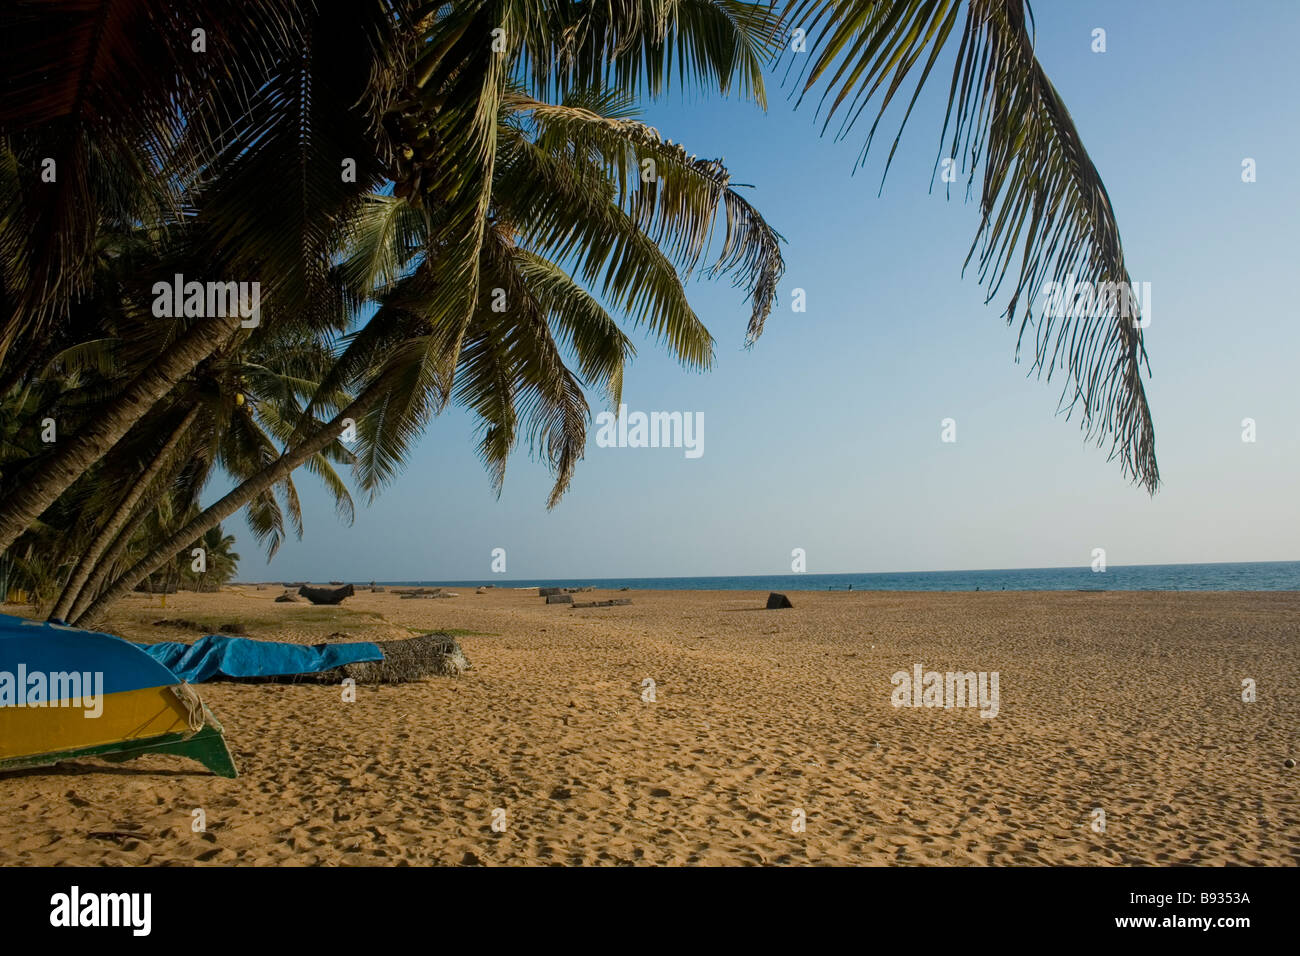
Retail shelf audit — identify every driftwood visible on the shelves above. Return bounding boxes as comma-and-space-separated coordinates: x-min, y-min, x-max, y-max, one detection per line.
569, 599, 632, 609
298, 583, 355, 605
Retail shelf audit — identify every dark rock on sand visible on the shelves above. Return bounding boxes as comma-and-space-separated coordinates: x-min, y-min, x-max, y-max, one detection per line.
546, 594, 574, 604
766, 592, 794, 609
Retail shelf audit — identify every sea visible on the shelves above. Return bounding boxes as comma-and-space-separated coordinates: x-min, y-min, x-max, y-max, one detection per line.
387, 561, 1300, 592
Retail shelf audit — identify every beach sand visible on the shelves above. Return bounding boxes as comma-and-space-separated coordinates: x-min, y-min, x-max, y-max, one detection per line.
1, 587, 1296, 865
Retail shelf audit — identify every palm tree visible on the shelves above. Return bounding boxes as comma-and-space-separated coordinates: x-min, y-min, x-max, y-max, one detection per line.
38, 3, 780, 624
47, 404, 201, 621
6, 2, 1159, 621
189, 525, 240, 592
0, 0, 400, 552
0, 246, 357, 622
56, 329, 356, 622
74, 78, 787, 624
0, 0, 797, 554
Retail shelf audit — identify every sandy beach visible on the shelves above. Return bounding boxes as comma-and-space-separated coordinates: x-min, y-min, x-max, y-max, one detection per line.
1, 586, 1296, 866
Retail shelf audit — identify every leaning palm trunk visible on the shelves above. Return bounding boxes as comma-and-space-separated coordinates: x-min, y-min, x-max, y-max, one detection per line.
0, 316, 242, 553
75, 369, 397, 625
0, 337, 60, 399
68, 419, 216, 622
49, 405, 201, 621
66, 490, 167, 624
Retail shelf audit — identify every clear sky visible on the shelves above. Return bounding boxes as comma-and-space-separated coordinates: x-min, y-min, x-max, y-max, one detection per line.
230, 0, 1300, 582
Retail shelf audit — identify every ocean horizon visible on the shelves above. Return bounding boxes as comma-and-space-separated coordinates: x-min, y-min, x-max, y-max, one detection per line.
254, 560, 1300, 592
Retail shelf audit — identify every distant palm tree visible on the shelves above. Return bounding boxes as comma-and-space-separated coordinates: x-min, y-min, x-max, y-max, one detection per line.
191, 525, 240, 592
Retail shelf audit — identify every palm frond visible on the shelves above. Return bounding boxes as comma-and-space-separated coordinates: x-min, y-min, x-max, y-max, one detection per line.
786, 0, 1158, 491
525, 0, 785, 106
496, 120, 715, 367
513, 247, 634, 407
0, 0, 309, 361
506, 90, 785, 342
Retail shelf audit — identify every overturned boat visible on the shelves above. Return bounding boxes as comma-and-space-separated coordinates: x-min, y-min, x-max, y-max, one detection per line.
0, 613, 237, 777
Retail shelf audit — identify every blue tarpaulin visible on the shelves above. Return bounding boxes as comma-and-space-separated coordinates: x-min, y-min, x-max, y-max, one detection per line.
132, 634, 383, 683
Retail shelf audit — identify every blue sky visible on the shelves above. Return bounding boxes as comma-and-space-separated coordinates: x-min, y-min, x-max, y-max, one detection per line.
231, 0, 1300, 582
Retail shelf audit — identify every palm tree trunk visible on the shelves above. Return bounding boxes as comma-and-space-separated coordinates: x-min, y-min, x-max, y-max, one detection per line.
66, 499, 152, 623
49, 405, 201, 621
66, 448, 195, 623
0, 316, 240, 554
74, 370, 396, 626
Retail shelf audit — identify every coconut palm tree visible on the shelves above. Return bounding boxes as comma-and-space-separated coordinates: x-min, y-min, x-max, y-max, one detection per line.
75, 79, 787, 623
7, 2, 1158, 620
0, 202, 354, 621
0, 0, 782, 553
0, 0, 400, 552
0, 267, 356, 621
187, 525, 240, 592
55, 330, 356, 622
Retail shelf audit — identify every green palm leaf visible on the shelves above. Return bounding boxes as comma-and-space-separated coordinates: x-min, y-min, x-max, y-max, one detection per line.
786, 0, 1158, 490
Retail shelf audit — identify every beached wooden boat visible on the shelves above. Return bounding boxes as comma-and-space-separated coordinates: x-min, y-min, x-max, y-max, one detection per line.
298, 583, 354, 605
0, 613, 237, 777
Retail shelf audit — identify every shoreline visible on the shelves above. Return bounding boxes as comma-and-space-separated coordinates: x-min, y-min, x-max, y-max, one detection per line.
224, 558, 1300, 594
